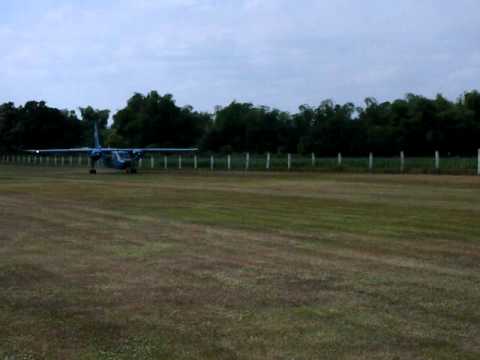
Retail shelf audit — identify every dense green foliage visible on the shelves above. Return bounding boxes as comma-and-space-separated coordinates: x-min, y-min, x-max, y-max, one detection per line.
1, 90, 479, 155
0, 102, 109, 151
0, 101, 82, 151
111, 92, 210, 148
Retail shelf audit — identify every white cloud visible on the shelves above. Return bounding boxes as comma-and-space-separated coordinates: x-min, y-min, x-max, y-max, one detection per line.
0, 0, 479, 112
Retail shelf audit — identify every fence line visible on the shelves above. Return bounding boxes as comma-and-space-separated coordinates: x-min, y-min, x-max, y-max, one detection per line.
1, 151, 479, 175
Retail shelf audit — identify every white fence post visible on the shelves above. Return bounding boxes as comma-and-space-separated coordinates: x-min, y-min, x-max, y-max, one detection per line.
245, 153, 250, 171
312, 153, 316, 167
194, 155, 198, 169
400, 151, 405, 173
151, 157, 155, 169
210, 155, 215, 171
178, 155, 182, 169
369, 152, 373, 172
69, 156, 73, 166
435, 151, 440, 172
39, 156, 43, 165
61, 156, 65, 167
287, 153, 292, 171
164, 156, 168, 170
227, 154, 231, 170
266, 152, 271, 170
78, 155, 82, 166
337, 153, 342, 167
477, 149, 480, 176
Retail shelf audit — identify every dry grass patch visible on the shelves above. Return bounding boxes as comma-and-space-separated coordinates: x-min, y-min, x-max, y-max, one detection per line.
0, 166, 479, 359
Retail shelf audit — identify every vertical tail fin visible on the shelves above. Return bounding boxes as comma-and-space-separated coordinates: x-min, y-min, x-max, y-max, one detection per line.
94, 121, 101, 149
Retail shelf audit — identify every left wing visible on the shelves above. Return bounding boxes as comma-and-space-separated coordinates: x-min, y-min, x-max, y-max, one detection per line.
25, 148, 94, 154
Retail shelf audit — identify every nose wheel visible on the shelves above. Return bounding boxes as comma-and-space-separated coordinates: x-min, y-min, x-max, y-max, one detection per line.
89, 169, 97, 174
125, 168, 137, 174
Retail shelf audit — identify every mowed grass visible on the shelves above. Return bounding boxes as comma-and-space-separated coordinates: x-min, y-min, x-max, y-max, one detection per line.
0, 166, 479, 359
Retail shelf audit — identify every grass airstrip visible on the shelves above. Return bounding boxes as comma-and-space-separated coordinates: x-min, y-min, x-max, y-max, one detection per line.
0, 166, 479, 359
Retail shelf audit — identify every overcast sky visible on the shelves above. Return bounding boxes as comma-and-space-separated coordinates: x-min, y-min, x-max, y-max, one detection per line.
1, 0, 479, 113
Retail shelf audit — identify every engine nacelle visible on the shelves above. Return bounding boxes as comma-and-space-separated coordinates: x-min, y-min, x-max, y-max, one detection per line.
89, 150, 102, 161
132, 150, 145, 160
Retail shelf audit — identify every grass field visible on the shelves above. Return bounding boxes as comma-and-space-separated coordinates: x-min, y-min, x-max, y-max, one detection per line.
1, 166, 479, 359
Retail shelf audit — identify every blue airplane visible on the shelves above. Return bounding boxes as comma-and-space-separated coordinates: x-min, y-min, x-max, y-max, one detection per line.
26, 121, 198, 174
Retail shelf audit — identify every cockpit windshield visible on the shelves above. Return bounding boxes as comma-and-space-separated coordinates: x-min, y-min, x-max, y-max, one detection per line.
115, 151, 131, 161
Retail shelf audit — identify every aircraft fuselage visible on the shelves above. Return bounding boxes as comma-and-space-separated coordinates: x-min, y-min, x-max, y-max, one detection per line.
102, 150, 135, 170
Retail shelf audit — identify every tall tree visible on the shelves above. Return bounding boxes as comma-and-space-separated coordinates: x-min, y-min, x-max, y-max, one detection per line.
112, 91, 209, 148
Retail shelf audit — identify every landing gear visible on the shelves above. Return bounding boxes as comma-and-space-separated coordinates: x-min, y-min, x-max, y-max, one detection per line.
125, 168, 137, 174
89, 158, 97, 175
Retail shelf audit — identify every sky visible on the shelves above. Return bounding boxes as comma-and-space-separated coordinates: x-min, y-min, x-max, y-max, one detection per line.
0, 0, 479, 114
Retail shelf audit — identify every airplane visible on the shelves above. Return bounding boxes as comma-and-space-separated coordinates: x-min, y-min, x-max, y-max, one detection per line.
25, 121, 198, 174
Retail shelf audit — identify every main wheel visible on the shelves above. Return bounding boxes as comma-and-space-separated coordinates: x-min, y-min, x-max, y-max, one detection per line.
131, 168, 138, 174
89, 169, 97, 174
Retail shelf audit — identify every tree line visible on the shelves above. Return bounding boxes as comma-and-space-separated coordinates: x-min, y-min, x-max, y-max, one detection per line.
1, 90, 479, 156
